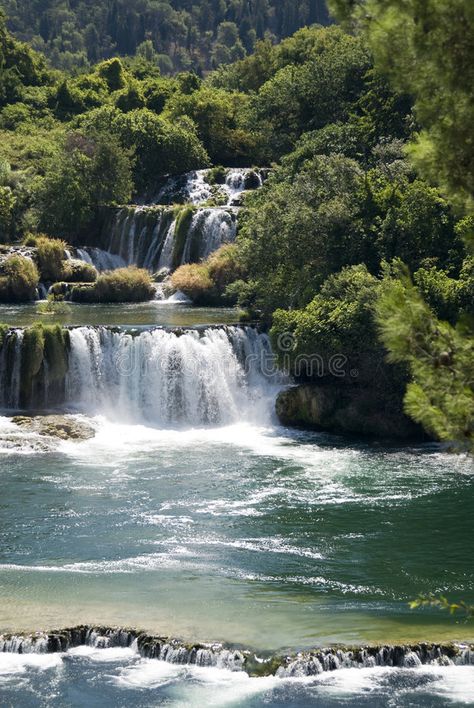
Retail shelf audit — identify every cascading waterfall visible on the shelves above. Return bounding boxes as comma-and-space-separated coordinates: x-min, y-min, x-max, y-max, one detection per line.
153, 168, 267, 207
97, 205, 237, 272
0, 326, 278, 425
65, 326, 276, 425
74, 167, 265, 274
75, 247, 126, 272
0, 627, 472, 677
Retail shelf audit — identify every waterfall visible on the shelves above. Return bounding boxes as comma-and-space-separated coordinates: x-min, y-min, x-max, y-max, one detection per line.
0, 626, 472, 677
64, 326, 276, 425
78, 167, 266, 274
93, 206, 237, 273
75, 248, 126, 272
181, 208, 237, 263
153, 168, 267, 207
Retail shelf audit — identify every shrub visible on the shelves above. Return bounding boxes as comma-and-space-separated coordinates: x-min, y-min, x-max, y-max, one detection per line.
34, 235, 67, 281
62, 259, 98, 283
170, 264, 214, 303
71, 266, 155, 303
207, 244, 243, 291
207, 166, 227, 185
170, 244, 245, 305
0, 255, 39, 302
172, 206, 195, 269
20, 323, 45, 403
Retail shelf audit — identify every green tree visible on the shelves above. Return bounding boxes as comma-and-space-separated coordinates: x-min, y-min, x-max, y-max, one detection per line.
375, 264, 474, 451
37, 131, 133, 239
329, 0, 474, 211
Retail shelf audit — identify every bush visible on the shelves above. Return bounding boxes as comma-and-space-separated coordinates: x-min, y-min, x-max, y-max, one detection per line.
207, 244, 243, 292
269, 265, 402, 388
34, 235, 67, 281
71, 266, 155, 303
170, 264, 214, 303
0, 255, 39, 302
170, 245, 244, 305
62, 258, 98, 283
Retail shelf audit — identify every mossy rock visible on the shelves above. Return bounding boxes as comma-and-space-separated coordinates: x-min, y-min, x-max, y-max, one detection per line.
12, 415, 95, 441
276, 384, 428, 441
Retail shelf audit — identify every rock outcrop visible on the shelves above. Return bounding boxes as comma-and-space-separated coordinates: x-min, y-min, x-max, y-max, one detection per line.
276, 384, 427, 440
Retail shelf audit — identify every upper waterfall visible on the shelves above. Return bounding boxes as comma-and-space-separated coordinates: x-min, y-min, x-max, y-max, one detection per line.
75, 168, 267, 273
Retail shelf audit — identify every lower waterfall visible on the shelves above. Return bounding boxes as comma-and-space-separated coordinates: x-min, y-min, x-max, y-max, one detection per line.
65, 326, 276, 425
0, 326, 278, 425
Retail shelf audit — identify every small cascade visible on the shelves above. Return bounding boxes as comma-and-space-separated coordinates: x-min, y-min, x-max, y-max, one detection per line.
75, 248, 126, 272
181, 208, 237, 263
153, 168, 267, 207
0, 627, 472, 678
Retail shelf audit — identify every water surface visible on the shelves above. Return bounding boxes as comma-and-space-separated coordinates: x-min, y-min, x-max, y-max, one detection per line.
0, 302, 241, 328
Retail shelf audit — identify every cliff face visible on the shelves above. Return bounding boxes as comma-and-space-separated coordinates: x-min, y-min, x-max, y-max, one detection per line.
276, 384, 427, 441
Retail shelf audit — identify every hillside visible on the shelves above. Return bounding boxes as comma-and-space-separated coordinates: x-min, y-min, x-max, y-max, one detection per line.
0, 0, 331, 72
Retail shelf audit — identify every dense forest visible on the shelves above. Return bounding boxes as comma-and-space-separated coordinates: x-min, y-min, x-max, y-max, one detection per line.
0, 0, 331, 71
0, 0, 473, 451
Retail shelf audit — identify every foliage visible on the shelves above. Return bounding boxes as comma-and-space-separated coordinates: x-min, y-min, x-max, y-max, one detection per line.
0, 253, 39, 301
37, 131, 133, 239
61, 258, 98, 283
171, 264, 214, 304
172, 206, 195, 269
171, 243, 243, 304
0, 1, 331, 73
18, 322, 69, 404
36, 298, 71, 316
71, 266, 155, 303
410, 595, 474, 621
165, 87, 254, 165
0, 184, 15, 240
270, 265, 392, 385
32, 234, 66, 281
375, 264, 474, 451
329, 0, 474, 211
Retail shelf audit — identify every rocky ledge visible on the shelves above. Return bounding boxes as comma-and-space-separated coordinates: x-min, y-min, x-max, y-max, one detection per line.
0, 626, 472, 677
11, 414, 96, 441
276, 384, 426, 441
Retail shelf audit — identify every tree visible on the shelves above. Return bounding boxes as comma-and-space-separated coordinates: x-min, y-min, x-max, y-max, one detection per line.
329, 0, 474, 211
37, 131, 133, 239
375, 263, 474, 451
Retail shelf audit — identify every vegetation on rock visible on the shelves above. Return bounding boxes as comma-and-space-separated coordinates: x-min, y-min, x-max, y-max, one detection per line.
0, 254, 39, 302
71, 266, 155, 303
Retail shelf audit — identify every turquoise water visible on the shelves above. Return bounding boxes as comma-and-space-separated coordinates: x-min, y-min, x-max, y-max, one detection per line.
0, 305, 473, 705
0, 420, 473, 649
0, 302, 241, 328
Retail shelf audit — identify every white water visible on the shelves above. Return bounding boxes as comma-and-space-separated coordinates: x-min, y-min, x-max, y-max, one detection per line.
75, 248, 126, 272
64, 326, 278, 426
154, 168, 265, 207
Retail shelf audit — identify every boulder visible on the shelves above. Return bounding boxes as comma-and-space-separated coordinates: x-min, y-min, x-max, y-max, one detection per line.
276, 384, 427, 441
11, 415, 96, 441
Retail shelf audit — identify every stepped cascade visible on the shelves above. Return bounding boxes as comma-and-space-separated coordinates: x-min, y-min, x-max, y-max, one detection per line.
1, 627, 473, 677
75, 168, 267, 273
